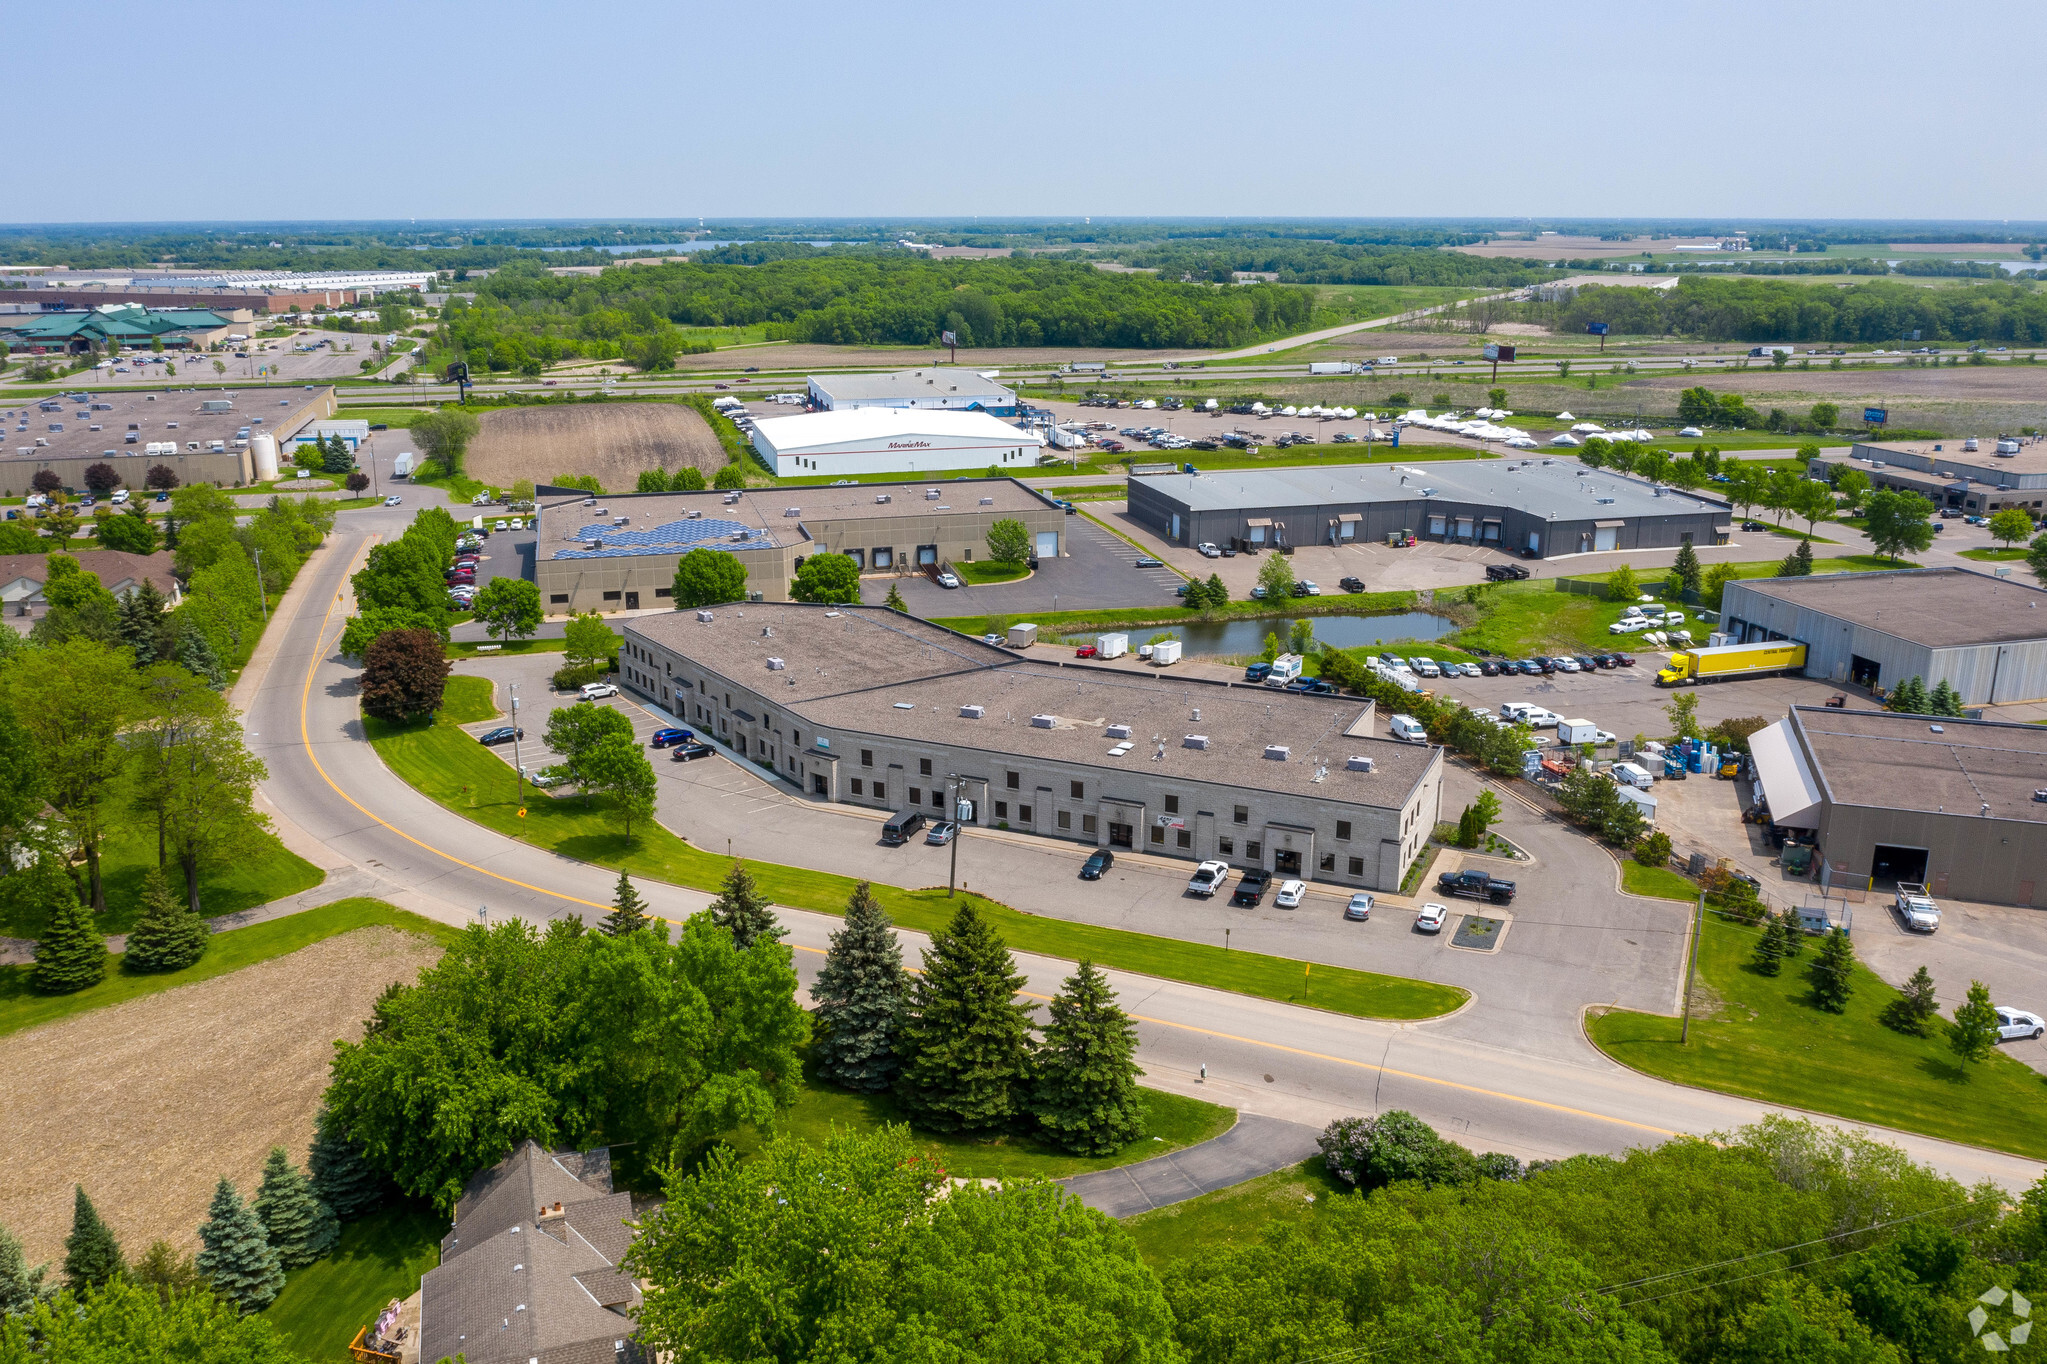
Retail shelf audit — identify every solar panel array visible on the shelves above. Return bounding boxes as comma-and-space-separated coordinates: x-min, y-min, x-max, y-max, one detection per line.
550, 516, 775, 561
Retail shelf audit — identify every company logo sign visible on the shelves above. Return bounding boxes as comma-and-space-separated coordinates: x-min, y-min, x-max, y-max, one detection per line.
1971, 1285, 2031, 1353
887, 441, 932, 450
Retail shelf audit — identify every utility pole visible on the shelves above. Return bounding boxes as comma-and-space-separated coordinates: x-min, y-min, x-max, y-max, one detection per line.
1680, 888, 1704, 1043
252, 548, 266, 622
509, 681, 524, 806
947, 773, 962, 897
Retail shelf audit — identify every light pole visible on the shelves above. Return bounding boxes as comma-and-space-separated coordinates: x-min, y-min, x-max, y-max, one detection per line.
509, 681, 524, 805
947, 773, 963, 897
252, 548, 267, 623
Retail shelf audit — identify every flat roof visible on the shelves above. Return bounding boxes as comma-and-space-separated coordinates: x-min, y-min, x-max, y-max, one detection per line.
1855, 438, 2047, 480
809, 368, 1014, 403
1793, 705, 2047, 825
750, 407, 1042, 455
2, 385, 331, 467
1141, 457, 1728, 521
1732, 568, 2047, 649
627, 604, 1434, 807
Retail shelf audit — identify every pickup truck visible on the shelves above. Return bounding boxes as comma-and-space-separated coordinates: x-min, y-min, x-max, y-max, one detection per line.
1231, 868, 1272, 907
1187, 860, 1231, 897
1437, 869, 1517, 905
1893, 882, 1940, 933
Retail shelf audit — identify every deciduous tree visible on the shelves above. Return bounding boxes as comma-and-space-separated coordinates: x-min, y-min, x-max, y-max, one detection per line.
1606, 562, 1639, 603
1988, 507, 2035, 548
410, 408, 479, 476
561, 610, 619, 670
895, 903, 1033, 1133
582, 733, 656, 838
791, 551, 861, 603
95, 507, 158, 555
1256, 550, 1296, 599
671, 546, 747, 606
1032, 960, 1146, 1155
1862, 488, 1935, 562
812, 882, 909, 1092
713, 463, 746, 490
542, 701, 633, 791
358, 627, 450, 723
470, 576, 541, 643
986, 518, 1031, 564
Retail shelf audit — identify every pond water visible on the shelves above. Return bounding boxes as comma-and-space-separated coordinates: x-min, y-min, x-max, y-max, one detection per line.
1075, 610, 1455, 656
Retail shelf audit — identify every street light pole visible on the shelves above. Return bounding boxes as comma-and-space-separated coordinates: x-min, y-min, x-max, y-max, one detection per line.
509, 682, 524, 805
1680, 888, 1704, 1044
948, 773, 962, 897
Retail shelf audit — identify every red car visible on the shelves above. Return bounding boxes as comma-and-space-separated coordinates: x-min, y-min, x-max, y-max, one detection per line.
1614, 654, 1636, 667
1074, 645, 1097, 658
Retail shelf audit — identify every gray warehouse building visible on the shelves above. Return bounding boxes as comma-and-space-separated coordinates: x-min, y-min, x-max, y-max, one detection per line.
1720, 568, 2047, 705
618, 604, 1444, 892
1807, 440, 2047, 520
1127, 458, 1730, 559
806, 368, 1018, 416
1749, 705, 2047, 907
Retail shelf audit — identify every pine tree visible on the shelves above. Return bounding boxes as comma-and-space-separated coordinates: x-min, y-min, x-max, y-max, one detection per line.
1927, 679, 1965, 717
0, 1219, 51, 1317
61, 1186, 124, 1293
601, 869, 652, 937
252, 1147, 338, 1269
1881, 965, 1940, 1036
123, 866, 209, 973
895, 903, 1034, 1134
1672, 542, 1702, 594
1206, 572, 1228, 605
1807, 927, 1856, 1013
195, 1176, 284, 1314
31, 859, 106, 995
306, 1105, 393, 1222
812, 882, 910, 1092
1032, 960, 1147, 1155
1748, 913, 1788, 976
884, 581, 907, 613
1887, 675, 1930, 714
707, 861, 780, 949
1775, 908, 1806, 958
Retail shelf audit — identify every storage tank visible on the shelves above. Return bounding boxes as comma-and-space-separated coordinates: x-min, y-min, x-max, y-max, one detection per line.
250, 432, 279, 481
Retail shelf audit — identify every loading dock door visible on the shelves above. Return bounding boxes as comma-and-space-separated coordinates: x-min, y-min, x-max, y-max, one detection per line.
1035, 531, 1059, 558
1593, 522, 1621, 552
1871, 844, 1928, 886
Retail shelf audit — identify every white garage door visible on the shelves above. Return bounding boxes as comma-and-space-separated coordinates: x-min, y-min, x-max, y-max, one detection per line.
1594, 526, 1618, 552
1035, 531, 1059, 559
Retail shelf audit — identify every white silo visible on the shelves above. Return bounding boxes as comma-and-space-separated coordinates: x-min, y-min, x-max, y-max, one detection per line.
251, 432, 279, 481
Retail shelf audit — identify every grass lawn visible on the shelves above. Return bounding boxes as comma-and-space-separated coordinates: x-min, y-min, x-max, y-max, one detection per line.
930, 591, 1419, 644
1123, 1157, 1351, 1263
333, 407, 430, 428
1958, 547, 2030, 562
263, 1203, 444, 1361
0, 898, 457, 1039
436, 673, 499, 723
1621, 860, 1698, 901
1587, 914, 2047, 1161
366, 712, 1466, 1021
327, 497, 383, 512
445, 636, 569, 659
954, 560, 1030, 585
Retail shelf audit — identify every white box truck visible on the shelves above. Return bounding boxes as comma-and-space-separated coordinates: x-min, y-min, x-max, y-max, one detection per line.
1264, 653, 1304, 687
392, 453, 414, 478
1557, 719, 1600, 746
1007, 623, 1039, 648
1151, 639, 1183, 666
1309, 361, 1365, 375
1096, 632, 1129, 659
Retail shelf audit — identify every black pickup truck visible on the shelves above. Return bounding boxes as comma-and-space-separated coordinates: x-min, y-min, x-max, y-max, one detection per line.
1230, 868, 1271, 907
1437, 869, 1516, 904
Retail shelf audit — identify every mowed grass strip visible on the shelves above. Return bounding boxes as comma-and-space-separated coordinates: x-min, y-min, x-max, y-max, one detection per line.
1123, 1157, 1350, 1262
262, 1204, 444, 1361
1621, 861, 1699, 901
0, 898, 458, 1039
1587, 914, 2047, 1161
367, 711, 1466, 1021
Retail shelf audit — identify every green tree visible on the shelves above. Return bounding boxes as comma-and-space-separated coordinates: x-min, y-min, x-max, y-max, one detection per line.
30, 861, 106, 995
122, 867, 209, 973
671, 546, 748, 606
2028, 530, 2047, 589
128, 669, 268, 912
61, 1188, 124, 1294
712, 462, 747, 490
251, 1147, 337, 1270
0, 1219, 51, 1316
1633, 828, 1672, 868
561, 610, 620, 672
1670, 542, 1702, 595
1606, 562, 1639, 603
1288, 618, 1314, 656
470, 576, 542, 644
1719, 1279, 1897, 1364
1988, 507, 2035, 548
129, 1238, 201, 1302
1808, 927, 1856, 1013
1205, 571, 1228, 605
1926, 679, 1965, 717
673, 465, 708, 491
791, 551, 862, 604
636, 468, 670, 493
1256, 551, 1295, 599
1677, 386, 1720, 424
1833, 465, 1871, 514
896, 903, 1033, 1134
812, 882, 910, 1092
1886, 675, 1929, 714
1948, 979, 2000, 1072
1862, 488, 1936, 562
884, 580, 907, 612
305, 1105, 392, 1223
1665, 689, 1703, 741
117, 580, 176, 665
582, 733, 657, 838
986, 518, 1032, 564
1792, 477, 1837, 540
3, 1276, 304, 1358
1603, 794, 1647, 848
30, 555, 122, 648
707, 861, 781, 949
1556, 764, 1619, 830
1880, 965, 1940, 1037
1032, 960, 1147, 1155
1809, 401, 1840, 430
194, 1176, 284, 1313
1749, 910, 1798, 977
358, 627, 450, 723
542, 702, 632, 791
602, 869, 653, 937
1316, 1110, 1475, 1191
1777, 537, 1815, 577
1700, 561, 1740, 608
95, 507, 158, 555
410, 408, 480, 476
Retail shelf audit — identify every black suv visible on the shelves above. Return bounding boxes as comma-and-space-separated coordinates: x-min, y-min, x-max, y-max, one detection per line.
1339, 576, 1367, 593
1230, 869, 1271, 907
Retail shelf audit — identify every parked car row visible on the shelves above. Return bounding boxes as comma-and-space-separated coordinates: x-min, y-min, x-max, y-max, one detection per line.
1377, 651, 1637, 679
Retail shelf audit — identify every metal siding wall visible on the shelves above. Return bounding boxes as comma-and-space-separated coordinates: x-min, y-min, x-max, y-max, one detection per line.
1821, 803, 2047, 907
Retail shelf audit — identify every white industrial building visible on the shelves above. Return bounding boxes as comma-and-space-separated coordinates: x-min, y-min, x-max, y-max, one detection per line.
806, 368, 1017, 415
749, 407, 1044, 478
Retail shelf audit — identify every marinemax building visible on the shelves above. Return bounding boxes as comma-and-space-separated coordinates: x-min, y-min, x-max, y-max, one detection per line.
1720, 568, 2047, 705
806, 368, 1018, 415
532, 478, 1066, 613
1747, 704, 2047, 905
617, 604, 1443, 891
1127, 458, 1729, 558
748, 407, 1043, 478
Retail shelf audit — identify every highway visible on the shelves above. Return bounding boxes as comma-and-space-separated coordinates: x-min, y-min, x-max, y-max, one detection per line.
238, 503, 2045, 1191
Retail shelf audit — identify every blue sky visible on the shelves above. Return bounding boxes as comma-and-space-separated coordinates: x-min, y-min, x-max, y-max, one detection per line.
18, 0, 2046, 223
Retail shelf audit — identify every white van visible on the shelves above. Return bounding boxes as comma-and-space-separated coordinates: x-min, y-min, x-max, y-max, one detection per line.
1264, 654, 1304, 687
1388, 714, 1429, 744
1611, 762, 1654, 790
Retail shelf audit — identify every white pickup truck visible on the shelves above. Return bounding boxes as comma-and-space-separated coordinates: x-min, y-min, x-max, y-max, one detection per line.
1894, 882, 1940, 933
1187, 860, 1231, 898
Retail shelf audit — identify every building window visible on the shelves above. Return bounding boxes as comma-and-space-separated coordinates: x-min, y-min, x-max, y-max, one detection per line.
920, 758, 932, 776
995, 801, 1008, 820
1070, 780, 1085, 799
1219, 837, 1234, 857
872, 783, 885, 803
1336, 820, 1352, 841
932, 790, 944, 809
1348, 856, 1365, 877
861, 750, 873, 768
1057, 810, 1071, 830
909, 788, 922, 806
1233, 805, 1249, 825
725, 694, 731, 708
1082, 814, 1098, 834
549, 594, 568, 604
654, 587, 672, 598
1246, 841, 1262, 860
1320, 853, 1336, 872
850, 779, 863, 796
1006, 771, 1020, 790
602, 591, 622, 601
1149, 825, 1166, 845
792, 731, 800, 745
1019, 805, 1032, 823
1164, 794, 1180, 814
1176, 828, 1192, 849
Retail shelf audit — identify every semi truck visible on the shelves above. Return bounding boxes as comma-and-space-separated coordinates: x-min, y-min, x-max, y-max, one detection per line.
1655, 641, 1807, 687
1309, 361, 1369, 375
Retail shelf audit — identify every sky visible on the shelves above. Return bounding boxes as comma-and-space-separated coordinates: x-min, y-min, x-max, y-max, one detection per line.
17, 0, 2047, 224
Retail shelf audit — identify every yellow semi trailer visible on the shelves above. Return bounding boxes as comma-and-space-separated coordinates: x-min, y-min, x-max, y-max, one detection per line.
1655, 641, 1808, 687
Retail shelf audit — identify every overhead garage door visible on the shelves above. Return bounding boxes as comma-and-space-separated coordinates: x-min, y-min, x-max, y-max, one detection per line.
1035, 531, 1059, 559
1594, 519, 1624, 553
1748, 719, 1823, 829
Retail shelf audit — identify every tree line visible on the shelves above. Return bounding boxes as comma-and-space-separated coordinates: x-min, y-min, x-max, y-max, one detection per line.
1534, 275, 2047, 343
1105, 239, 1545, 287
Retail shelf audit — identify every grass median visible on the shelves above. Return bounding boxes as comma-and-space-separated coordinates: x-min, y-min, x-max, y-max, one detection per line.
366, 708, 1467, 1021
1587, 913, 2047, 1160
1621, 861, 1698, 900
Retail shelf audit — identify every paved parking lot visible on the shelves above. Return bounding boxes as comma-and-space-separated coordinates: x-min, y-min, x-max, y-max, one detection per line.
888, 512, 1185, 616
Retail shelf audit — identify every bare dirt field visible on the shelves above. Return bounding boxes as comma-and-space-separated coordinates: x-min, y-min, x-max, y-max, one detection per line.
1624, 364, 2047, 433
0, 926, 442, 1268
467, 402, 728, 490
1448, 236, 1720, 261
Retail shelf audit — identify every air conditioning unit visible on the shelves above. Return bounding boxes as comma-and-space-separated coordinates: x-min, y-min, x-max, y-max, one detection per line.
696, 610, 715, 623
979, 497, 994, 505
1030, 714, 1056, 728
960, 704, 985, 719
1105, 724, 1132, 739
767, 658, 785, 671
1264, 744, 1291, 761
1346, 755, 1374, 772
1183, 734, 1210, 750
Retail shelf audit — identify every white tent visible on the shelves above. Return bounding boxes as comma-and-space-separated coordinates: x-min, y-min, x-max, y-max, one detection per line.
1555, 411, 1575, 421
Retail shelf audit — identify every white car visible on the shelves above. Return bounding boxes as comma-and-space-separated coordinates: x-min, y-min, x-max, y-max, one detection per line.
1345, 892, 1374, 921
578, 682, 619, 700
936, 572, 961, 589
383, 495, 403, 507
1555, 657, 1581, 672
1275, 879, 1307, 909
1997, 1008, 2044, 1041
1415, 902, 1450, 933
1187, 860, 1231, 897
110, 489, 129, 504
1298, 581, 1322, 596
1458, 662, 1482, 677
494, 520, 509, 532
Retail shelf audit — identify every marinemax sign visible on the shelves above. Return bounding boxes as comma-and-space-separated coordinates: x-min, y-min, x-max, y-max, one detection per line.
887, 440, 933, 450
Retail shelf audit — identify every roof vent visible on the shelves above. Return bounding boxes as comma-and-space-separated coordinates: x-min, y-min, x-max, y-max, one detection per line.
893, 702, 914, 710
687, 509, 704, 519
1030, 714, 1057, 728
1183, 734, 1210, 750
1105, 723, 1132, 739
767, 657, 785, 671
1595, 496, 1616, 504
1930, 724, 1945, 733
960, 704, 985, 719
1346, 755, 1375, 772
980, 497, 994, 505
1264, 744, 1291, 761
696, 610, 715, 623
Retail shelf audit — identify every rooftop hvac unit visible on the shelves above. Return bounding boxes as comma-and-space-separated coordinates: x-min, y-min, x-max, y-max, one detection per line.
925, 489, 941, 500
767, 658, 785, 671
1596, 496, 1616, 504
1030, 714, 1056, 728
784, 507, 801, 517
876, 494, 892, 503
696, 610, 715, 623
1264, 744, 1291, 761
1183, 734, 1210, 750
1105, 723, 1132, 739
583, 497, 596, 505
729, 530, 749, 541
687, 509, 703, 519
1346, 755, 1375, 772
979, 497, 994, 505
960, 704, 985, 719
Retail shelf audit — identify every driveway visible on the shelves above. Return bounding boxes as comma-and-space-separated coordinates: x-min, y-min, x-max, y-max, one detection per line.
887, 513, 1186, 617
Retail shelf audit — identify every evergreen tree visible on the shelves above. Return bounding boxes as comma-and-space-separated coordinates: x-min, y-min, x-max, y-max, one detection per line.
601, 869, 652, 937
1774, 538, 1814, 577
1774, 909, 1806, 958
30, 861, 107, 995
1881, 965, 1941, 1037
116, 579, 175, 665
1887, 675, 1930, 714
1672, 542, 1703, 594
172, 620, 226, 689
1926, 679, 1966, 717
884, 581, 907, 613
1205, 571, 1228, 605
707, 861, 781, 949
122, 866, 209, 973
1807, 927, 1856, 1013
1032, 960, 1147, 1155
1949, 979, 2001, 1073
895, 903, 1033, 1134
306, 1105, 393, 1222
62, 1187, 124, 1293
252, 1147, 338, 1270
195, 1176, 284, 1314
812, 882, 909, 1092
1748, 912, 1789, 977
0, 1219, 51, 1317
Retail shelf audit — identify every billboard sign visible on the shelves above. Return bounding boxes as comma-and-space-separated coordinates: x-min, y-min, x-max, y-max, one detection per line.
940, 330, 958, 348
1864, 407, 1888, 425
1482, 343, 1518, 362
1587, 322, 1610, 336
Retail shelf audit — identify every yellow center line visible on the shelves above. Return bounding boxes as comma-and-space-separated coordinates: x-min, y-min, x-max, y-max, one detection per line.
297, 536, 1670, 1140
